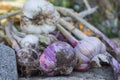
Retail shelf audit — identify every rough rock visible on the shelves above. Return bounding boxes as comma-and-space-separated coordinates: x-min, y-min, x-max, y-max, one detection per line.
0, 44, 18, 80
19, 67, 114, 80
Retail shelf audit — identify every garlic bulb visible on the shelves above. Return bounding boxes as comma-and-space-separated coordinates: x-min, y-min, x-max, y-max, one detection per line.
12, 33, 39, 48
39, 41, 77, 76
17, 48, 40, 76
5, 23, 40, 76
17, 48, 38, 66
74, 37, 107, 71
21, 35, 39, 48
21, 0, 60, 34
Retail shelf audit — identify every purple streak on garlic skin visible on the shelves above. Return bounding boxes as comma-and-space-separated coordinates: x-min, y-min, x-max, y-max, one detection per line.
50, 31, 66, 41
21, 0, 60, 34
51, 30, 76, 45
39, 41, 77, 76
56, 24, 78, 47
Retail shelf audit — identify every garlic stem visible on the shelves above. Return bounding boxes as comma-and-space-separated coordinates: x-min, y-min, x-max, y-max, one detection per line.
56, 24, 78, 46
62, 7, 97, 21
83, 0, 91, 10
5, 22, 20, 51
59, 19, 88, 39
0, 10, 21, 20
0, 5, 97, 22
57, 7, 120, 62
57, 7, 116, 48
11, 32, 22, 44
56, 6, 97, 19
78, 6, 98, 18
11, 25, 26, 37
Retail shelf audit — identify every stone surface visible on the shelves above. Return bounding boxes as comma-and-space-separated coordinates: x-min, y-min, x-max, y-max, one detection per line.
111, 38, 120, 47
0, 44, 18, 80
19, 67, 114, 80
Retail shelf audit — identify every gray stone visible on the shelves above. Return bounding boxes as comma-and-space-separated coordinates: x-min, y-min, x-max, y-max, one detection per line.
19, 67, 114, 80
0, 44, 18, 80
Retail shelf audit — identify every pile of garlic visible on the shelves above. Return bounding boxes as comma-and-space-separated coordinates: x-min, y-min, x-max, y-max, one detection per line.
2, 0, 60, 76
4, 0, 119, 78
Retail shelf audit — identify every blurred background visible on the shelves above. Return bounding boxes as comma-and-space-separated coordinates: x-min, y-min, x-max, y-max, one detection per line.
0, 0, 120, 38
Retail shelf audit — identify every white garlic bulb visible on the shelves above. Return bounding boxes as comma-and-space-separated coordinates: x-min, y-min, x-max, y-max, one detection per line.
20, 35, 39, 48
21, 0, 60, 34
12, 33, 39, 48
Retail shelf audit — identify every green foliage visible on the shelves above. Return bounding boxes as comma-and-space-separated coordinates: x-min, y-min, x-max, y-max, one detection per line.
88, 12, 119, 38
49, 0, 73, 8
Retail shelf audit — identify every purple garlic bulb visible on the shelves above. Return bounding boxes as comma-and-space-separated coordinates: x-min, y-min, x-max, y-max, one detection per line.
74, 37, 106, 71
39, 41, 77, 76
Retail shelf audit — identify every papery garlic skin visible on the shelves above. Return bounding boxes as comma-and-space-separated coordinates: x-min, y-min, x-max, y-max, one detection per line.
20, 35, 39, 48
74, 37, 107, 71
39, 41, 77, 76
21, 21, 56, 34
23, 0, 55, 19
17, 48, 38, 65
39, 34, 57, 45
17, 48, 40, 76
21, 0, 60, 34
